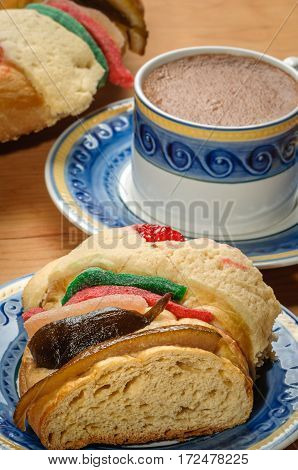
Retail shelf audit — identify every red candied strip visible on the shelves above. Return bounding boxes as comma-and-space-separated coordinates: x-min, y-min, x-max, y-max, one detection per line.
221, 258, 248, 271
47, 0, 134, 88
134, 224, 185, 242
22, 307, 44, 322
66, 285, 213, 323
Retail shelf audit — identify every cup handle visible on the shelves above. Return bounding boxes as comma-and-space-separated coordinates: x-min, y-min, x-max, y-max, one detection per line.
283, 56, 298, 71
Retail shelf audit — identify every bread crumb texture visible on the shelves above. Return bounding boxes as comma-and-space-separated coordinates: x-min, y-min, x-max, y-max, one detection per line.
28, 347, 252, 449
0, 9, 103, 140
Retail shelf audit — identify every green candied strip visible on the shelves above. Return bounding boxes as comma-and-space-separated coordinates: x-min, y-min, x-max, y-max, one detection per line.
26, 3, 108, 88
61, 267, 187, 305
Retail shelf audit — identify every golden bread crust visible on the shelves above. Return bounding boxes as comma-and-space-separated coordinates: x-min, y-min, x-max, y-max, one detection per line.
24, 347, 252, 449
0, 59, 55, 142
19, 317, 250, 395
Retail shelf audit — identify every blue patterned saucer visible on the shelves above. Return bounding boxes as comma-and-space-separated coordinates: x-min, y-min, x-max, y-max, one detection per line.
45, 98, 298, 269
0, 275, 297, 450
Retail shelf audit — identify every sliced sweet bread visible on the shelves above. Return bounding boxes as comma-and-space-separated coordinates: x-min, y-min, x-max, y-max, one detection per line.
0, 9, 105, 141
26, 3, 108, 83
15, 322, 253, 449
0, 56, 51, 141
19, 345, 252, 449
22, 226, 280, 368
18, 313, 250, 395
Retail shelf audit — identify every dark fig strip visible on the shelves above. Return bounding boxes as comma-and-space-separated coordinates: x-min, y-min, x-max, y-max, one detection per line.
15, 324, 221, 431
29, 294, 171, 369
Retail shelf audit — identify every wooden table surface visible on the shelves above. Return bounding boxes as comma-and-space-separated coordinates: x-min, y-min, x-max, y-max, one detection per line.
0, 0, 297, 450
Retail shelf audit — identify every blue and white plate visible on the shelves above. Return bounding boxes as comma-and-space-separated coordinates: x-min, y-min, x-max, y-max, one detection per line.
45, 98, 298, 269
0, 275, 297, 450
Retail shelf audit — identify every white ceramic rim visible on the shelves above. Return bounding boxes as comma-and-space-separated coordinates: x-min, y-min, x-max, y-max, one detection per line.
135, 46, 298, 130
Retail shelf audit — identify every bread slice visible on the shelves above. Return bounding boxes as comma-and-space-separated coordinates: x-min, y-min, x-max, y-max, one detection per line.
19, 314, 250, 395
22, 226, 280, 367
0, 1, 132, 53
0, 9, 104, 142
24, 345, 252, 449
0, 58, 52, 142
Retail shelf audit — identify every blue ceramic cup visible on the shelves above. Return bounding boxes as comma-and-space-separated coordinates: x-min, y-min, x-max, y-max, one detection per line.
130, 47, 297, 239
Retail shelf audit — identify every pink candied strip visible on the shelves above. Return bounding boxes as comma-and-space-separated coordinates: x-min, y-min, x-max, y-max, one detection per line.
67, 286, 214, 323
23, 294, 149, 339
221, 258, 248, 270
47, 0, 134, 88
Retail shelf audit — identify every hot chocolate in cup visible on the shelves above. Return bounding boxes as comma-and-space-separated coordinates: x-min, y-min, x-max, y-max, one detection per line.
124, 46, 298, 239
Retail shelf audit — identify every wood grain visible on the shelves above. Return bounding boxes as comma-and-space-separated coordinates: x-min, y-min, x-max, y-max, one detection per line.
0, 0, 297, 450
